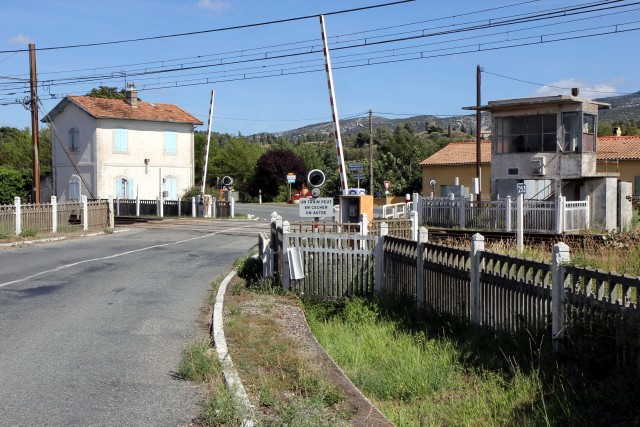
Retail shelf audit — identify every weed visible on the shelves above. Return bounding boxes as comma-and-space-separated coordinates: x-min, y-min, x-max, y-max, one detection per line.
177, 338, 220, 382
0, 231, 10, 240
19, 227, 38, 238
228, 304, 242, 316
103, 227, 114, 234
201, 383, 247, 427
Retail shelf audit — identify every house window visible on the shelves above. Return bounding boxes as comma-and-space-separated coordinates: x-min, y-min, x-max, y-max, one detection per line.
164, 131, 177, 154
69, 128, 79, 152
165, 176, 178, 200
582, 114, 596, 152
116, 177, 135, 199
495, 114, 557, 154
114, 128, 128, 153
69, 175, 81, 201
562, 113, 580, 152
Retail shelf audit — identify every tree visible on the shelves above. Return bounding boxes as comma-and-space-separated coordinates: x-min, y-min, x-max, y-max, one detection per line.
208, 137, 264, 195
253, 149, 307, 201
0, 166, 29, 204
86, 86, 126, 99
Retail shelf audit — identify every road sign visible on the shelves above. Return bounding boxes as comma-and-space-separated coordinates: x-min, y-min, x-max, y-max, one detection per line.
429, 179, 437, 190
299, 197, 334, 218
383, 181, 390, 191
352, 173, 365, 180
517, 183, 526, 194
286, 173, 296, 184
347, 162, 363, 171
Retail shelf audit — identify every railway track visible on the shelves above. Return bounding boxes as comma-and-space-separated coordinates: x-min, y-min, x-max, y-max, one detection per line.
426, 227, 604, 245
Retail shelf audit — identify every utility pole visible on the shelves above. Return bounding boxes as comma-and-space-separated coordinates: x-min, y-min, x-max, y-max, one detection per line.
369, 109, 374, 196
29, 43, 40, 204
476, 64, 482, 202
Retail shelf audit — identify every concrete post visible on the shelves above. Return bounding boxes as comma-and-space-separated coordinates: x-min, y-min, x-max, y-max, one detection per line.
212, 197, 217, 218
458, 197, 466, 228
505, 196, 512, 232
230, 196, 235, 218
191, 197, 196, 218
51, 196, 57, 233
333, 205, 340, 233
517, 193, 524, 254
116, 197, 120, 216
136, 195, 140, 217
14, 196, 21, 236
469, 233, 485, 325
375, 222, 388, 293
81, 195, 88, 231
108, 198, 115, 229
551, 242, 571, 351
178, 197, 182, 217
585, 195, 590, 230
282, 220, 291, 291
556, 196, 565, 234
416, 226, 428, 307
360, 213, 368, 236
410, 210, 418, 241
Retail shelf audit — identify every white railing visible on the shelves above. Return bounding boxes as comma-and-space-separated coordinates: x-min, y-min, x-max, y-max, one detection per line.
382, 202, 408, 219
563, 196, 590, 232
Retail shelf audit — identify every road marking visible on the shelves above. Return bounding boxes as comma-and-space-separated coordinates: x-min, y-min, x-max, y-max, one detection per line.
0, 225, 255, 289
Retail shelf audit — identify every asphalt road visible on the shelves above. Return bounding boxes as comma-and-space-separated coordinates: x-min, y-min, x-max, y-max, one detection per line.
0, 219, 263, 426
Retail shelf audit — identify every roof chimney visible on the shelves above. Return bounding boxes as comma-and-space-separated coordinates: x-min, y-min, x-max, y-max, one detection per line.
125, 82, 138, 107
613, 127, 622, 136
571, 87, 579, 97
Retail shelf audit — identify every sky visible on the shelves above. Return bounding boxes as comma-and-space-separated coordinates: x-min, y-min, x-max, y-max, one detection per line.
1, 0, 638, 135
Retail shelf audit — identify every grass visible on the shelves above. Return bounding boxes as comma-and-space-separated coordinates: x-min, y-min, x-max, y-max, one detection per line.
19, 227, 38, 237
304, 296, 640, 426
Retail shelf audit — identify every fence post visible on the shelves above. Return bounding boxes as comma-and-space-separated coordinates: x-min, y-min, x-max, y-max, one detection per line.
416, 226, 428, 307
333, 205, 340, 232
81, 195, 88, 231
469, 233, 485, 325
556, 196, 565, 234
414, 193, 423, 225
458, 197, 466, 228
552, 242, 570, 351
585, 195, 590, 229
212, 197, 217, 218
375, 222, 388, 293
108, 198, 115, 229
14, 196, 21, 236
51, 196, 58, 233
230, 196, 235, 218
360, 213, 369, 236
410, 210, 418, 241
191, 197, 196, 218
282, 220, 291, 291
136, 195, 140, 217
116, 197, 121, 216
178, 197, 182, 217
517, 193, 524, 254
505, 196, 512, 232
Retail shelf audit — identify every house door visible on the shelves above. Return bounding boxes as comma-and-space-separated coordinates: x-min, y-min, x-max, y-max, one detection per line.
116, 178, 135, 199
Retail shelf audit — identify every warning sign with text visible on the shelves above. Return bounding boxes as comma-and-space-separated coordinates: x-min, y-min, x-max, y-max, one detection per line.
299, 197, 334, 218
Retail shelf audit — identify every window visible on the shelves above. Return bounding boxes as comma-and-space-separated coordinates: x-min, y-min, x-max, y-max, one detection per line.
69, 175, 80, 201
495, 114, 557, 154
114, 128, 128, 153
69, 128, 79, 152
582, 114, 596, 152
115, 177, 135, 199
165, 176, 178, 200
164, 131, 177, 154
562, 113, 579, 152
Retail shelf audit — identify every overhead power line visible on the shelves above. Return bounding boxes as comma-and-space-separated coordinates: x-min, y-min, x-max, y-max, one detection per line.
0, 1, 415, 54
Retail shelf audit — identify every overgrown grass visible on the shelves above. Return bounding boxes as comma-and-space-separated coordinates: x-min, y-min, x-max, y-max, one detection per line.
19, 227, 38, 237
305, 296, 640, 426
177, 338, 220, 382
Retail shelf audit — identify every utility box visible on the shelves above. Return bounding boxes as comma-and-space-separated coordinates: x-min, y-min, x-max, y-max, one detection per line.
340, 195, 373, 223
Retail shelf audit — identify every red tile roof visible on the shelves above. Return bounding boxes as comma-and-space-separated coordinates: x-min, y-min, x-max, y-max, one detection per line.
420, 141, 492, 165
597, 136, 640, 160
60, 96, 203, 125
421, 136, 640, 165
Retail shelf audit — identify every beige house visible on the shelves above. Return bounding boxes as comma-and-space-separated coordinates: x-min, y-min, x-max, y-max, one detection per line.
44, 86, 202, 201
420, 141, 491, 197
596, 135, 640, 195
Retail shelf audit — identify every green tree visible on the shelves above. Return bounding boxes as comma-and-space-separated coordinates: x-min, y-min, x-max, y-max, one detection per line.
0, 166, 29, 204
208, 137, 264, 196
86, 86, 126, 99
253, 149, 307, 201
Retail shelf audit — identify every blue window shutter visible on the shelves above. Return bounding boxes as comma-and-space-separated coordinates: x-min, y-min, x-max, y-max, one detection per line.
128, 178, 135, 199
115, 129, 128, 152
116, 178, 123, 198
167, 177, 177, 200
164, 131, 177, 154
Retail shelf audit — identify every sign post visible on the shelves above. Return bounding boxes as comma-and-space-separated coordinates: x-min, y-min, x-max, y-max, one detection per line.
299, 198, 334, 218
287, 172, 296, 202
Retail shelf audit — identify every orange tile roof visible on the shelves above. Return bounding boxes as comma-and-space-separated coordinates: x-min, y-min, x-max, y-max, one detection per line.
421, 136, 640, 165
597, 136, 640, 160
63, 95, 203, 125
420, 141, 492, 166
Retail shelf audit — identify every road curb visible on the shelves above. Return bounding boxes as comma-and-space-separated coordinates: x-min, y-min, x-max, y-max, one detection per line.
211, 270, 255, 426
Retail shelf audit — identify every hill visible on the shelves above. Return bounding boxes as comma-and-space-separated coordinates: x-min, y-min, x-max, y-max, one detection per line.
266, 91, 639, 141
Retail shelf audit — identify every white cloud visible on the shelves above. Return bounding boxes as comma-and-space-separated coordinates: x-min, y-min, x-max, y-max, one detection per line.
195, 0, 231, 12
6, 34, 34, 46
533, 78, 618, 97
